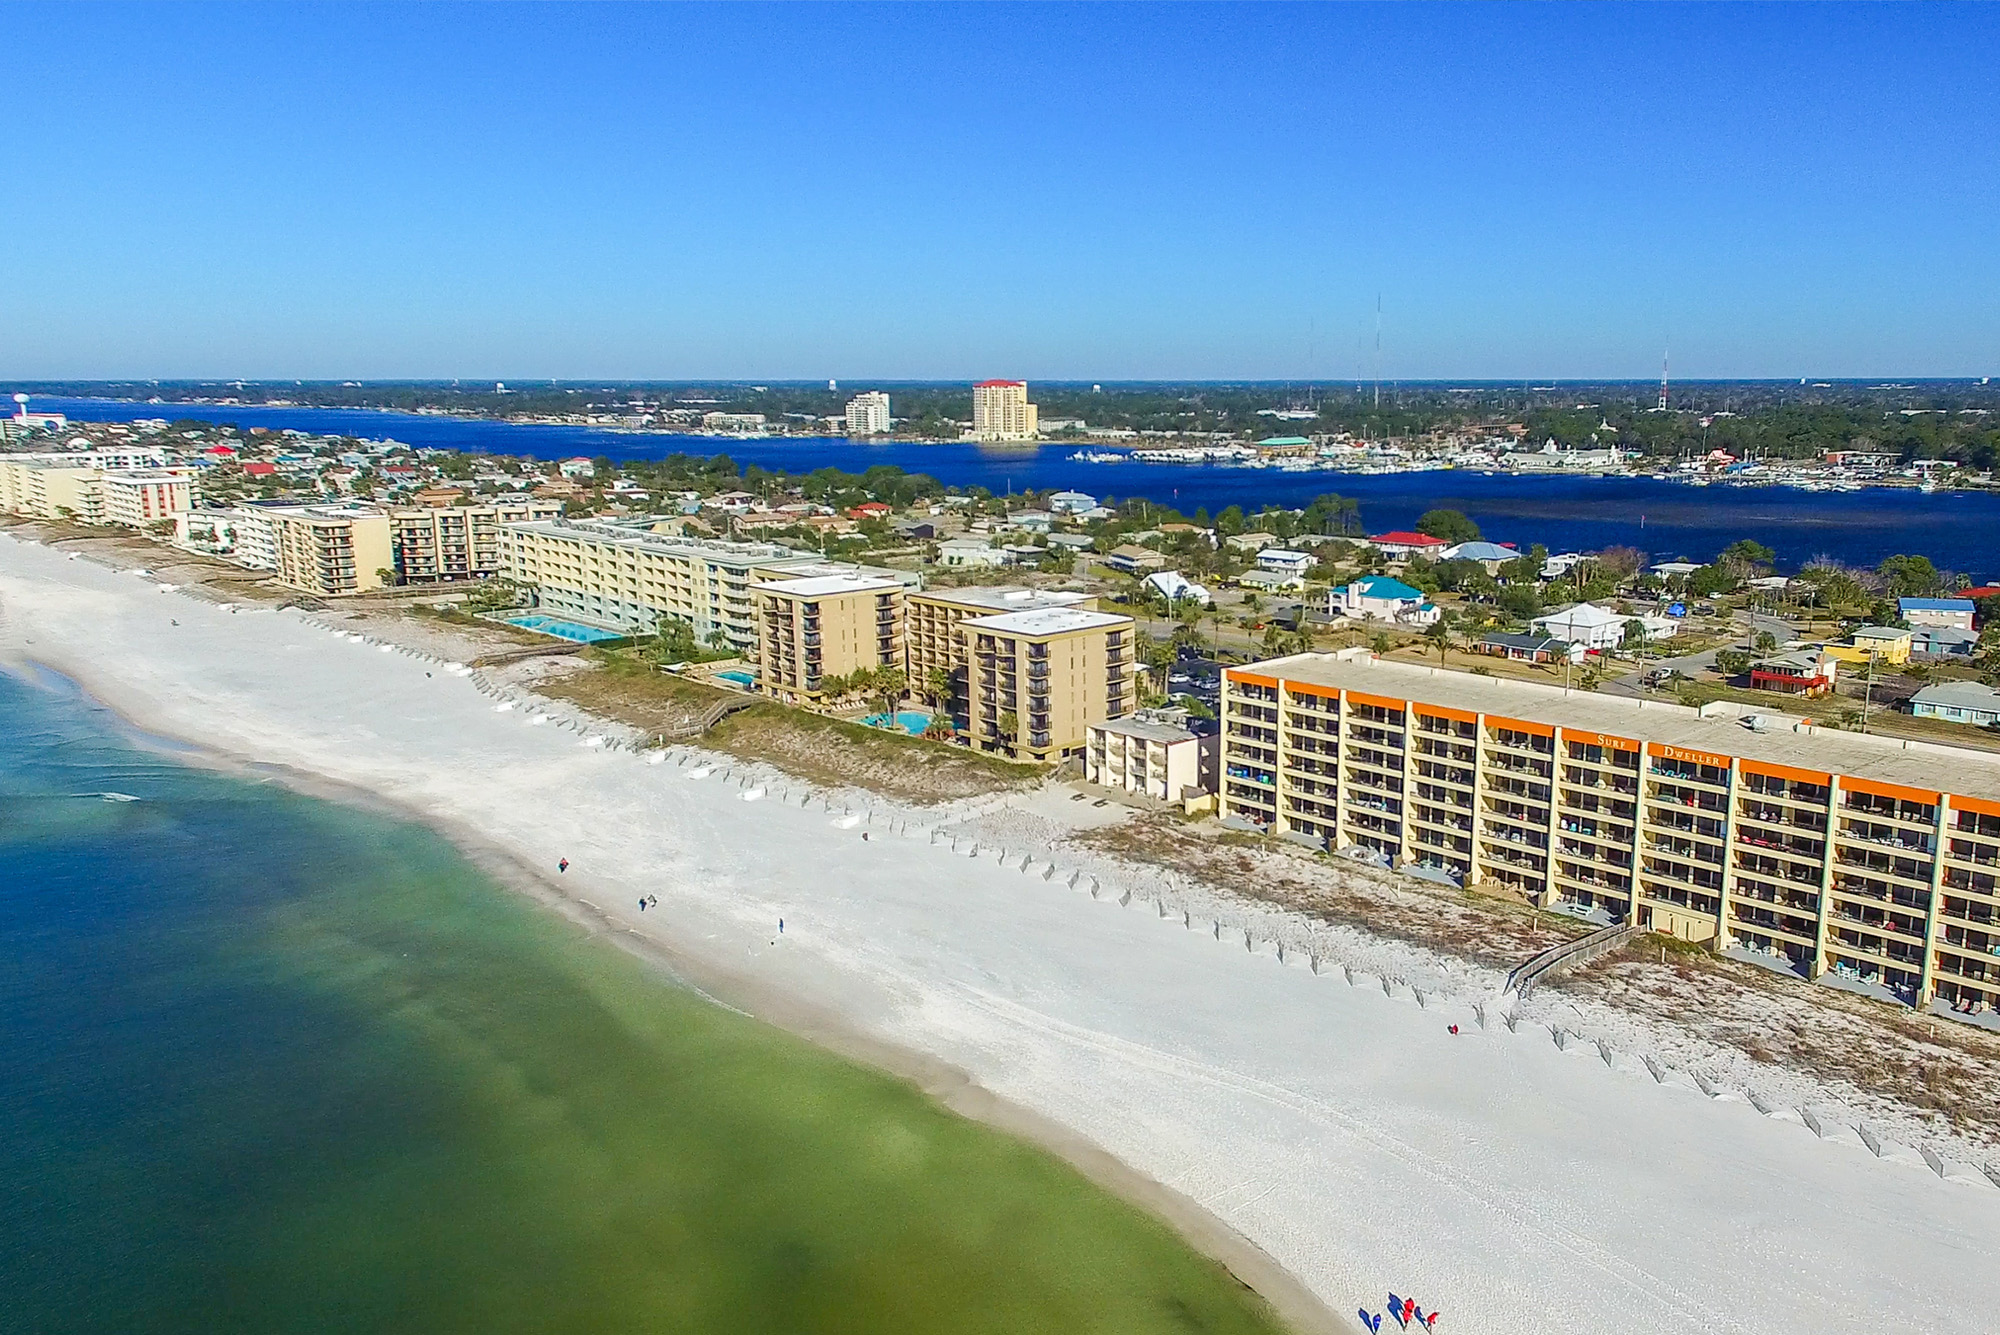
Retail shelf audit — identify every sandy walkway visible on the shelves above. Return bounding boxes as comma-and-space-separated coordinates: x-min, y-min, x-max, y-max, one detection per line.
5, 534, 1999, 1335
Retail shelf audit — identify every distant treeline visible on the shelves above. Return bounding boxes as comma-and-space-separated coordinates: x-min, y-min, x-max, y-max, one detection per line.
13, 379, 2000, 465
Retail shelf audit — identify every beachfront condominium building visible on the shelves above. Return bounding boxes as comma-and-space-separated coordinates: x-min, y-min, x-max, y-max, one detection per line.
1218, 649, 2000, 1016
1086, 708, 1218, 804
844, 391, 892, 437
971, 380, 1038, 441
965, 607, 1136, 762
498, 518, 805, 650
905, 586, 1096, 733
174, 505, 281, 570
752, 574, 907, 706
268, 504, 395, 596
0, 454, 192, 527
388, 498, 563, 585
495, 517, 913, 652
100, 469, 196, 529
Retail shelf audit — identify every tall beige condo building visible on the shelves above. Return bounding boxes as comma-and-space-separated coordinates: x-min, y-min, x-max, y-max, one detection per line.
905, 587, 1095, 733
971, 380, 1038, 441
965, 607, 1135, 762
1219, 649, 2000, 1013
268, 505, 395, 596
389, 498, 562, 584
752, 574, 907, 706
844, 391, 892, 437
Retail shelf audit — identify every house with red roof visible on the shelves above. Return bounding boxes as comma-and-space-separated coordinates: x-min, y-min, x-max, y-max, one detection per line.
1368, 530, 1447, 559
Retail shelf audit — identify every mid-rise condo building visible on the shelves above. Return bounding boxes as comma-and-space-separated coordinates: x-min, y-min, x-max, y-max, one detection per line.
906, 586, 1095, 733
0, 453, 191, 527
1219, 649, 2000, 1013
965, 607, 1135, 762
971, 380, 1038, 442
389, 498, 562, 584
752, 574, 907, 706
268, 504, 395, 597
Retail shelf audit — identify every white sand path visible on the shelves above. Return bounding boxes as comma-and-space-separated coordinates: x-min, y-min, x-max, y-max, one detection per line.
4, 535, 1998, 1335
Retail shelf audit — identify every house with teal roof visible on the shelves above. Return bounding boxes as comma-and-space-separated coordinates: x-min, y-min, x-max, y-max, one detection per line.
1330, 575, 1439, 626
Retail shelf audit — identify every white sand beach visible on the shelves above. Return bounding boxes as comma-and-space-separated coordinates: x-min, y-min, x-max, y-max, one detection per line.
5, 533, 1999, 1335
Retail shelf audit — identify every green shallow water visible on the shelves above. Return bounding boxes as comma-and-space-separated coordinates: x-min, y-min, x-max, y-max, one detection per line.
0, 669, 1290, 1335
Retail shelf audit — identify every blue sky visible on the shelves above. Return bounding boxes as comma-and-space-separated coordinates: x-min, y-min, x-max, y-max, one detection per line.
4, 2, 1996, 380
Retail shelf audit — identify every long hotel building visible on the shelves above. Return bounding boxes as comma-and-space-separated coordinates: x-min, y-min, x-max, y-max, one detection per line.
1220, 649, 2000, 1012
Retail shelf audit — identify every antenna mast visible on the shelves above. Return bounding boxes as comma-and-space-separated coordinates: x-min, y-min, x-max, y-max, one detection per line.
1658, 349, 1669, 412
1373, 295, 1382, 410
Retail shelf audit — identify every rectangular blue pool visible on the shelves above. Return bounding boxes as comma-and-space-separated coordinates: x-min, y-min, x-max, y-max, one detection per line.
502, 614, 625, 644
715, 669, 758, 689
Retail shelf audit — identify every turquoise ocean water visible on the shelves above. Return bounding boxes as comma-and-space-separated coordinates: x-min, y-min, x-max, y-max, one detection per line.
0, 667, 1286, 1334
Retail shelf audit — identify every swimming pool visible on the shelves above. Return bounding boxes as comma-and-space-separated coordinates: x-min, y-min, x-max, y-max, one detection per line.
715, 670, 758, 689
502, 614, 625, 644
862, 710, 934, 736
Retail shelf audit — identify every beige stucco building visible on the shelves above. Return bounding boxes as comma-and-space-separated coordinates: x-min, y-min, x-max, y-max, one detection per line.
389, 498, 561, 584
965, 606, 1136, 762
268, 505, 395, 596
1219, 649, 2000, 1014
752, 573, 907, 705
906, 587, 1096, 733
1086, 709, 1218, 803
0, 454, 193, 527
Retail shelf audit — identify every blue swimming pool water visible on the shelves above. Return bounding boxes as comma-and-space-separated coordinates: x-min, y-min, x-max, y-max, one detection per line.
863, 710, 935, 735
502, 614, 624, 644
715, 670, 757, 688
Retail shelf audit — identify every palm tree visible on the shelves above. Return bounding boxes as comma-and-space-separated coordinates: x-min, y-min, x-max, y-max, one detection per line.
1424, 614, 1455, 666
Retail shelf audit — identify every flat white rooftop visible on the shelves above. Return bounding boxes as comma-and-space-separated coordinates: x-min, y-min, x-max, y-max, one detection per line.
963, 607, 1131, 637
1233, 651, 2000, 801
918, 586, 1091, 612
754, 573, 904, 598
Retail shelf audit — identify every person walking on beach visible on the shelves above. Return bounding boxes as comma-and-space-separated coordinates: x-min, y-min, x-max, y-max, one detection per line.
778, 918, 784, 934
638, 897, 647, 912
558, 858, 569, 874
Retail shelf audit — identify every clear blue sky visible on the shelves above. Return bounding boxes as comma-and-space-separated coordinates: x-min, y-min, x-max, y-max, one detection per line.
4, 2, 1996, 381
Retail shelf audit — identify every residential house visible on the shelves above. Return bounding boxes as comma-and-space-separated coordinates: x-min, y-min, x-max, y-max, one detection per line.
1439, 541, 1520, 573
1530, 602, 1677, 651
1909, 681, 2000, 727
1103, 544, 1168, 575
1749, 651, 1839, 696
1823, 627, 1913, 666
1256, 548, 1314, 578
1910, 626, 1980, 658
1330, 575, 1439, 626
1899, 597, 1975, 631
937, 537, 1007, 568
1475, 632, 1579, 665
1367, 531, 1447, 560
1046, 490, 1097, 515
1142, 570, 1212, 606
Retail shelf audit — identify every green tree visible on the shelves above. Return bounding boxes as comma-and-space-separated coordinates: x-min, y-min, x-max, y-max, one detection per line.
1423, 614, 1455, 666
1877, 554, 1942, 598
1415, 508, 1480, 544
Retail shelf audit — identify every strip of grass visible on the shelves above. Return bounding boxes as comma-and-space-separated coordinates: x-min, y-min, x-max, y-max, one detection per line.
540, 652, 1042, 803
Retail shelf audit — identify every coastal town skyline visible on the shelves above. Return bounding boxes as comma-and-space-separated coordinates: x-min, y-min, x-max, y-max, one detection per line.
5, 4, 1997, 381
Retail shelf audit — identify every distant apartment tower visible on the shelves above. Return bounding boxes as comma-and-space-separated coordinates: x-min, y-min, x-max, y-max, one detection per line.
845, 391, 892, 438
971, 380, 1038, 441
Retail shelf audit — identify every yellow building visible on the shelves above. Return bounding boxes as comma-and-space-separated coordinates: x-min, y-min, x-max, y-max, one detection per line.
752, 573, 907, 705
498, 519, 819, 651
268, 505, 395, 596
906, 587, 1096, 732
1823, 627, 1913, 667
965, 607, 1136, 762
971, 380, 1038, 441
389, 498, 562, 584
100, 469, 196, 528
1219, 649, 2000, 1014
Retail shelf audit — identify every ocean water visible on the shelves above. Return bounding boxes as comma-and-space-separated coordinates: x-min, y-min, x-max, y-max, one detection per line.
42, 396, 2000, 578
0, 668, 1286, 1335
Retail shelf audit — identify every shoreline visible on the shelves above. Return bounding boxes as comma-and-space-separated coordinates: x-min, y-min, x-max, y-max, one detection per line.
10, 655, 1348, 1335
27, 394, 1992, 496
9, 534, 2000, 1335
